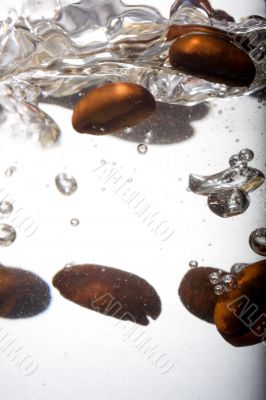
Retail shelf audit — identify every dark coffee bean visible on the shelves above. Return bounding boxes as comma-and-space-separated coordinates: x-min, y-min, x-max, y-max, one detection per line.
0, 264, 51, 318
214, 260, 266, 347
178, 267, 226, 323
72, 83, 156, 135
53, 264, 161, 326
169, 33, 256, 86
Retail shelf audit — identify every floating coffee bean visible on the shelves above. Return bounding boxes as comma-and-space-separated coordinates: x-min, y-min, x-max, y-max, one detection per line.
53, 264, 161, 326
214, 260, 266, 347
178, 267, 226, 323
0, 264, 51, 318
72, 83, 156, 135
169, 33, 256, 86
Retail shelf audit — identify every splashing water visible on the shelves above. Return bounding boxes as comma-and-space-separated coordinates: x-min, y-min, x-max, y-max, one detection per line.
0, 0, 265, 137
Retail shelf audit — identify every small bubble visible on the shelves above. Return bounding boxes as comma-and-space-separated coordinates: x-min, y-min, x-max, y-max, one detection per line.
238, 149, 254, 162
5, 166, 17, 177
70, 218, 80, 227
249, 228, 266, 256
0, 201, 13, 217
101, 160, 106, 165
209, 271, 222, 285
124, 127, 131, 134
222, 274, 238, 292
55, 173, 77, 195
0, 224, 17, 246
214, 284, 224, 296
230, 263, 248, 274
137, 144, 148, 154
65, 262, 75, 268
189, 260, 198, 268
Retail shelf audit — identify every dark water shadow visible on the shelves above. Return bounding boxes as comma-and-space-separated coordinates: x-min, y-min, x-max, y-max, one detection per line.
113, 101, 210, 144
0, 265, 51, 319
53, 264, 161, 326
43, 92, 210, 145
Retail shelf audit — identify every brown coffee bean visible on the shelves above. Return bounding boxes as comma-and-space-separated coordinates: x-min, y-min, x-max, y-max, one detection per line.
214, 260, 266, 347
169, 33, 256, 86
72, 83, 156, 135
0, 264, 51, 318
178, 267, 226, 323
53, 264, 161, 326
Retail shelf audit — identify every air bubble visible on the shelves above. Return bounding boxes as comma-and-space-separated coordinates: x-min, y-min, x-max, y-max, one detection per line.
238, 149, 254, 162
55, 173, 77, 195
222, 274, 238, 292
137, 144, 148, 154
189, 260, 198, 268
70, 218, 80, 227
209, 271, 222, 285
214, 284, 224, 296
249, 228, 266, 256
0, 201, 13, 217
5, 166, 17, 177
0, 224, 17, 246
230, 263, 248, 274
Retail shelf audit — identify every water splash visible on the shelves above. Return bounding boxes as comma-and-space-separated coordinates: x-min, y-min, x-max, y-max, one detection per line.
0, 0, 265, 120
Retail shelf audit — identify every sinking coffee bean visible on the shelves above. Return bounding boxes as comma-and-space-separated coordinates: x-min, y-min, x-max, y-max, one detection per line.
0, 264, 51, 318
214, 260, 266, 347
169, 33, 256, 86
72, 83, 156, 135
53, 264, 161, 326
178, 267, 226, 323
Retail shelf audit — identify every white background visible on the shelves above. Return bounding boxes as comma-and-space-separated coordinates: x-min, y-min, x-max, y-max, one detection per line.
0, 1, 266, 399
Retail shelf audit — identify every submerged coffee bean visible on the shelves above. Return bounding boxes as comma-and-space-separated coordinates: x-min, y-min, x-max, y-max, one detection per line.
214, 260, 266, 347
178, 267, 226, 323
169, 33, 256, 86
72, 82, 156, 134
53, 264, 161, 326
0, 264, 51, 318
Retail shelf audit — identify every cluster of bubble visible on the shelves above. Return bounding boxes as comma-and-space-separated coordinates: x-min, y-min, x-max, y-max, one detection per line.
0, 200, 16, 247
209, 270, 238, 296
189, 149, 265, 218
137, 130, 153, 154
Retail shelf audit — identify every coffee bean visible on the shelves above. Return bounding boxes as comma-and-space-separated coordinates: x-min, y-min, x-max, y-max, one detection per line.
169, 33, 256, 86
178, 267, 226, 323
214, 260, 266, 347
0, 264, 51, 318
53, 264, 161, 326
72, 82, 156, 134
